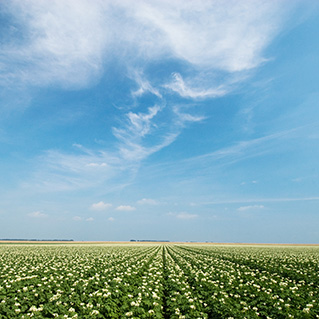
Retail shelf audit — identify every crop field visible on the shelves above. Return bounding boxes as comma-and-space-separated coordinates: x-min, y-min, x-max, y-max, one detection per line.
0, 243, 318, 318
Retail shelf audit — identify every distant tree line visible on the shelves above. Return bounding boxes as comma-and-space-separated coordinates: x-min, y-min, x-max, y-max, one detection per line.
0, 239, 74, 241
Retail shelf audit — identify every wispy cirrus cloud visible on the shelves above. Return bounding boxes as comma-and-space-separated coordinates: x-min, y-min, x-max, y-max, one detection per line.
113, 105, 180, 162
168, 125, 311, 173
24, 149, 120, 192
0, 0, 110, 88
164, 73, 227, 99
129, 0, 285, 71
202, 197, 319, 206
238, 205, 265, 211
130, 70, 162, 98
1, 1, 289, 90
2, 0, 299, 195
114, 105, 162, 141
172, 105, 206, 125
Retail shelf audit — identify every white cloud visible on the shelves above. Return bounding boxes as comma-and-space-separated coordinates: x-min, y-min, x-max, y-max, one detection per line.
176, 212, 198, 220
113, 105, 180, 162
1, 0, 110, 88
130, 0, 285, 71
28, 211, 47, 218
165, 73, 227, 99
113, 105, 162, 144
130, 69, 162, 98
72, 216, 83, 221
90, 201, 112, 211
86, 217, 94, 222
137, 198, 158, 205
108, 217, 115, 221
238, 205, 265, 211
1, 0, 291, 90
177, 113, 206, 123
119, 131, 179, 163
173, 105, 206, 124
116, 205, 136, 211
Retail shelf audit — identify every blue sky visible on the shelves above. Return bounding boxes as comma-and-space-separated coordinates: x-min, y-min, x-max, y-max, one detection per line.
0, 0, 319, 243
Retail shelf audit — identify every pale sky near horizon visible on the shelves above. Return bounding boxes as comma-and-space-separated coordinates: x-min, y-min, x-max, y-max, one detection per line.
0, 0, 319, 243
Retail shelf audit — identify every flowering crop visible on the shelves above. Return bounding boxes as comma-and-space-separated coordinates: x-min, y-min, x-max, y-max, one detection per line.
0, 243, 318, 318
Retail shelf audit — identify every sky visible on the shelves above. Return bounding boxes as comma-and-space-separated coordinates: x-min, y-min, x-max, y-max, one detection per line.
0, 0, 319, 243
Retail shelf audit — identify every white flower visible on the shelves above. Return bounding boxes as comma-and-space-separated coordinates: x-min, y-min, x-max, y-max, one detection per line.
29, 306, 38, 312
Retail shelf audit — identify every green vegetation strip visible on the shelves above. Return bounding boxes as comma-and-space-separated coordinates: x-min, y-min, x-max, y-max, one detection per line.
0, 244, 318, 318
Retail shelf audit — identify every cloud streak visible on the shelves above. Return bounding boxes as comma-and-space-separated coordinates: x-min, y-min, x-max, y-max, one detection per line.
238, 205, 265, 211
130, 70, 162, 98
159, 125, 314, 175
165, 73, 227, 99
203, 197, 319, 206
113, 104, 182, 163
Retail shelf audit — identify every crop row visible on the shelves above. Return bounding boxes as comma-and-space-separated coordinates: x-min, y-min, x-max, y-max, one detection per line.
0, 244, 318, 318
168, 245, 319, 318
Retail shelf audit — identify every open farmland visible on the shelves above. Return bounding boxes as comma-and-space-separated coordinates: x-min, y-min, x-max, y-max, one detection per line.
0, 244, 318, 318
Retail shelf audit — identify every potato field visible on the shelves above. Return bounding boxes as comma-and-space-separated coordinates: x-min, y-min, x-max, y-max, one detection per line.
0, 243, 318, 318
